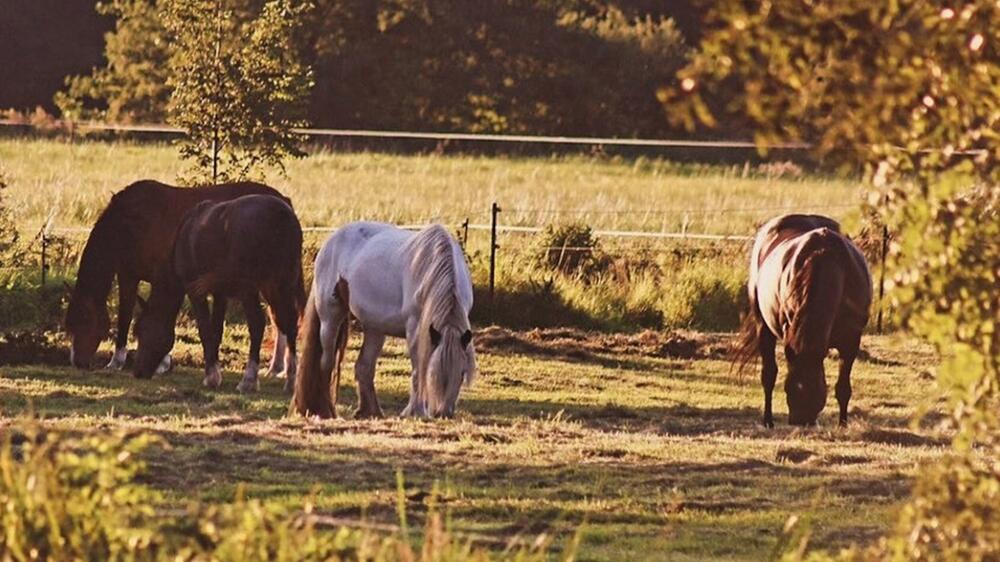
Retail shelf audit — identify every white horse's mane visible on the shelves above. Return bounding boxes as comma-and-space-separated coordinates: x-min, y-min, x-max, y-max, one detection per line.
404, 224, 466, 325
404, 224, 476, 404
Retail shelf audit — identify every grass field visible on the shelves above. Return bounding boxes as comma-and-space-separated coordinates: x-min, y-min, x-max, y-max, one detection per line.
0, 137, 864, 233
0, 137, 939, 559
0, 137, 874, 331
1, 327, 946, 561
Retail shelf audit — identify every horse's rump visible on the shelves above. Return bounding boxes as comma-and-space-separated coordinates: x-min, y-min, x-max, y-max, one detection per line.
173, 194, 302, 298
733, 214, 867, 373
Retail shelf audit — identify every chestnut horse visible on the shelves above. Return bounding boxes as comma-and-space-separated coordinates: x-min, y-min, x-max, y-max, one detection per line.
133, 195, 305, 392
734, 214, 872, 427
65, 180, 293, 374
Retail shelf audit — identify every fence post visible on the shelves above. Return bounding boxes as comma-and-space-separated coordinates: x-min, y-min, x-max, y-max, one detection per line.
40, 230, 47, 289
877, 220, 889, 333
461, 218, 469, 246
489, 202, 501, 321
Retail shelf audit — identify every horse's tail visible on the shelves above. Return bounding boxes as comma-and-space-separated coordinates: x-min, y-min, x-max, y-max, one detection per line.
290, 288, 335, 419
731, 304, 762, 379
332, 279, 350, 399
294, 263, 307, 317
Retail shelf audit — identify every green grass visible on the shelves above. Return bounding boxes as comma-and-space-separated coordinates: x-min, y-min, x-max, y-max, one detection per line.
1, 137, 864, 233
0, 137, 875, 332
0, 138, 939, 558
0, 327, 947, 561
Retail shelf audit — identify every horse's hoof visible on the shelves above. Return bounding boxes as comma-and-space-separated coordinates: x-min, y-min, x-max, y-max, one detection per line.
354, 408, 384, 419
155, 354, 173, 375
763, 420, 774, 429
106, 348, 128, 370
202, 366, 223, 389
236, 379, 259, 394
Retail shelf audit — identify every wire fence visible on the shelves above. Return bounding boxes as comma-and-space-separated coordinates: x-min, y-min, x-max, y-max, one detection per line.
0, 119, 812, 151
14, 199, 891, 332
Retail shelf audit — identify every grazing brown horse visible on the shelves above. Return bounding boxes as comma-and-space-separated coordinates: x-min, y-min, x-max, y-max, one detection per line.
65, 180, 293, 374
734, 214, 872, 427
133, 195, 305, 392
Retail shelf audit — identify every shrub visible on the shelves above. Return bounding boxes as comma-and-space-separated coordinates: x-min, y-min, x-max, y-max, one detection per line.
0, 425, 161, 560
534, 223, 603, 274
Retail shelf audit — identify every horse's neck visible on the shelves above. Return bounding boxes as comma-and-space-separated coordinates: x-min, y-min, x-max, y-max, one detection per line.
75, 210, 122, 302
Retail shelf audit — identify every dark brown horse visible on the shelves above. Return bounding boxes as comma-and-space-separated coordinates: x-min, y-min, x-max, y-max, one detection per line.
734, 214, 872, 427
65, 180, 292, 373
133, 195, 305, 392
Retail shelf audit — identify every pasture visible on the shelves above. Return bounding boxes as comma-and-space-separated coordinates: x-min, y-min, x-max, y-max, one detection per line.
0, 138, 946, 559
1, 327, 945, 560
1, 138, 874, 332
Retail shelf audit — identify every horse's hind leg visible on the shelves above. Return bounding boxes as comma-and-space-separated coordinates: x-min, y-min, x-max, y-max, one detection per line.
836, 334, 861, 426
265, 307, 286, 378
191, 295, 224, 388
236, 295, 266, 394
107, 274, 138, 370
271, 296, 300, 394
354, 332, 386, 419
759, 326, 779, 428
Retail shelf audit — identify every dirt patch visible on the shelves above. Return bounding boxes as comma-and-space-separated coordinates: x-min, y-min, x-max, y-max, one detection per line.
821, 454, 872, 466
860, 428, 943, 448
475, 327, 730, 361
0, 331, 67, 365
776, 447, 816, 464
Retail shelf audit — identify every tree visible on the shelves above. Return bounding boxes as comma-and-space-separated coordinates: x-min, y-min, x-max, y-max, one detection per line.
663, 1, 999, 558
162, 0, 314, 184
55, 0, 170, 123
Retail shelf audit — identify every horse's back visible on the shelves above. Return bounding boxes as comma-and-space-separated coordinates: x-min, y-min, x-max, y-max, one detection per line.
313, 222, 412, 331
174, 194, 302, 296
751, 215, 870, 340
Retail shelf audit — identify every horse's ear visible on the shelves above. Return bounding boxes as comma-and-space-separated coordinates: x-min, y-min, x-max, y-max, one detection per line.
429, 325, 442, 347
461, 329, 472, 348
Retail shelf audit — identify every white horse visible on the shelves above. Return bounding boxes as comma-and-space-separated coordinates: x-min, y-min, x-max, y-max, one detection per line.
291, 222, 476, 419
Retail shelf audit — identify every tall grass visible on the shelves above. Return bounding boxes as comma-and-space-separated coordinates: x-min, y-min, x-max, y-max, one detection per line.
0, 138, 868, 332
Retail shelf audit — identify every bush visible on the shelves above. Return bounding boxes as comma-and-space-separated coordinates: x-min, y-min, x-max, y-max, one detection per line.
534, 223, 603, 274
0, 425, 160, 560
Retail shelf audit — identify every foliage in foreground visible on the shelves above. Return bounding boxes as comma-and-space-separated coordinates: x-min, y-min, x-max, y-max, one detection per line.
0, 424, 560, 561
668, 0, 1000, 560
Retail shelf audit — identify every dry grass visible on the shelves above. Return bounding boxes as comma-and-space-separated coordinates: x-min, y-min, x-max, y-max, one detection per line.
0, 327, 946, 561
0, 138, 864, 235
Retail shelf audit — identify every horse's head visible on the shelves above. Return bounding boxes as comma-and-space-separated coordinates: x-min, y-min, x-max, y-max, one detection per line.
65, 294, 109, 369
784, 347, 827, 425
133, 295, 177, 379
425, 323, 475, 418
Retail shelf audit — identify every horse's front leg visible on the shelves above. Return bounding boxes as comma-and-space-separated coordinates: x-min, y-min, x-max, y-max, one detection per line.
237, 296, 265, 394
836, 334, 861, 427
190, 295, 222, 388
400, 324, 427, 418
107, 275, 138, 370
354, 332, 386, 419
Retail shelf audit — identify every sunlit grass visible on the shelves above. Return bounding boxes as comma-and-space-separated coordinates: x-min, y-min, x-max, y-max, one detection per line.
1, 137, 865, 234
0, 331, 945, 561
